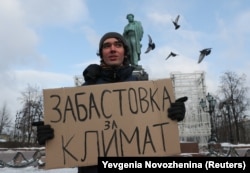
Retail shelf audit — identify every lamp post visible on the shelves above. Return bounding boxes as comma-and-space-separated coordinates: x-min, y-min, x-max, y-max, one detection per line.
200, 92, 217, 144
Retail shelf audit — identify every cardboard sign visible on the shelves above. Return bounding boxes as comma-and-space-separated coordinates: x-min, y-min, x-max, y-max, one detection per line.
43, 78, 181, 169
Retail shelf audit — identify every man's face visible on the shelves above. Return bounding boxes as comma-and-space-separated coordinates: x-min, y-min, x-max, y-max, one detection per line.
102, 38, 126, 66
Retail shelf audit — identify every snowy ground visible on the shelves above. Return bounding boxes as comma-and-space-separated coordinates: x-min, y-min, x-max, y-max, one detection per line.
1, 142, 249, 172
1, 167, 77, 173
0, 147, 77, 172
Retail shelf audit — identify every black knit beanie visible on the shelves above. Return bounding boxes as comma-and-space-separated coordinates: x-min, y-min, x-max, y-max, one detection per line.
98, 32, 129, 60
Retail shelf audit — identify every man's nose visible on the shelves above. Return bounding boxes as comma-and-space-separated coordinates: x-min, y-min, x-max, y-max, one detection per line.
110, 44, 117, 50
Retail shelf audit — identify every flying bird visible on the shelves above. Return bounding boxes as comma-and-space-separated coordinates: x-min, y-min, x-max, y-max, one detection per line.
166, 51, 178, 60
172, 15, 180, 30
197, 48, 212, 64
96, 50, 100, 56
144, 34, 155, 53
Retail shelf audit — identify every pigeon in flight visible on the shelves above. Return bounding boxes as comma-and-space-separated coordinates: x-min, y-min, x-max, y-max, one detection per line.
96, 50, 100, 56
197, 48, 212, 64
144, 34, 155, 53
166, 51, 178, 60
172, 15, 180, 30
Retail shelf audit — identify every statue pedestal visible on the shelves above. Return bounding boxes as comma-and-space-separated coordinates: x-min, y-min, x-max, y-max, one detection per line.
132, 66, 149, 81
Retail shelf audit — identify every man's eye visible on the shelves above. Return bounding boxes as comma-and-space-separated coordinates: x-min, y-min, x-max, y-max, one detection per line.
114, 42, 123, 47
103, 43, 111, 49
103, 42, 123, 49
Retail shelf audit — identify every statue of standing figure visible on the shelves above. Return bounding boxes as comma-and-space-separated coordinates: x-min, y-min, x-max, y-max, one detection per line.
123, 13, 144, 68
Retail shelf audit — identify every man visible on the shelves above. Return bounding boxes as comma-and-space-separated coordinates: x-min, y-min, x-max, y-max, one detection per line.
83, 32, 138, 85
33, 32, 187, 173
123, 14, 144, 67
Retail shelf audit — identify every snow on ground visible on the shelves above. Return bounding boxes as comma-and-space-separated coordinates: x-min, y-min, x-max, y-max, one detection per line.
1, 143, 250, 172
0, 147, 77, 172
1, 167, 77, 173
220, 142, 250, 147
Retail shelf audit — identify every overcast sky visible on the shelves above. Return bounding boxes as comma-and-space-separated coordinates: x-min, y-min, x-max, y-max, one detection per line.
1, 0, 250, 123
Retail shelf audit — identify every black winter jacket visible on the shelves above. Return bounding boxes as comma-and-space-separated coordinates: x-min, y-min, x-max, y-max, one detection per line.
82, 64, 139, 85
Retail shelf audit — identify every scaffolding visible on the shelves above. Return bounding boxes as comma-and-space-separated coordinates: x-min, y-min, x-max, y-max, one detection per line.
170, 71, 211, 147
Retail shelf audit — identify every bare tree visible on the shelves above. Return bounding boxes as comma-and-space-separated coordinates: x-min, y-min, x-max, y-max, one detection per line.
0, 102, 12, 135
217, 71, 250, 143
16, 84, 43, 145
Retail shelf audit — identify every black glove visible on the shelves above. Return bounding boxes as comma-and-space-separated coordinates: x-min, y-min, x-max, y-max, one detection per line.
32, 121, 54, 145
168, 96, 188, 122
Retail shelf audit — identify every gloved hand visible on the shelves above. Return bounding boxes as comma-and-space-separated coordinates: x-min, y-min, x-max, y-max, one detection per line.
168, 96, 188, 122
32, 121, 54, 145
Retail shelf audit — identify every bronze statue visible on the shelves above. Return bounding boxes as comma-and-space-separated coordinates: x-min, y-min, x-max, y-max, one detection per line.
123, 14, 144, 67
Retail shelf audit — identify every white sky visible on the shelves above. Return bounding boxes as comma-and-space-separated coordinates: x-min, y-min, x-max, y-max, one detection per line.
1, 0, 250, 123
